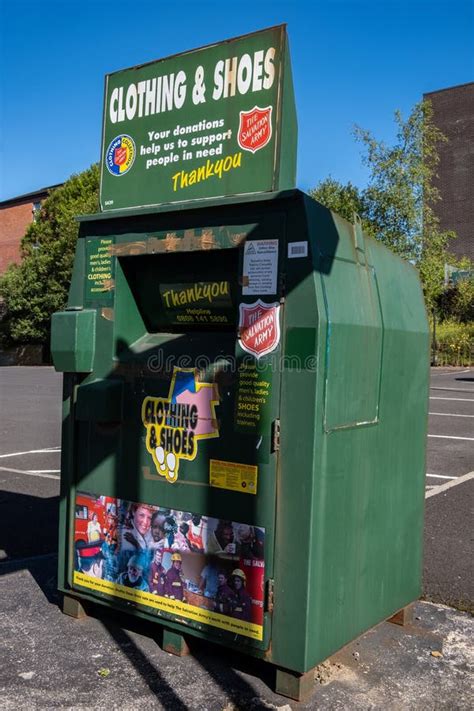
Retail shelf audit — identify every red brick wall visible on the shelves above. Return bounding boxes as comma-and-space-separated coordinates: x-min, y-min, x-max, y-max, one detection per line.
424, 83, 474, 262
0, 201, 34, 275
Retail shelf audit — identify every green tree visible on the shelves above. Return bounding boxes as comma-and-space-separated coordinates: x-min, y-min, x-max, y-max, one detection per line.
452, 273, 474, 323
436, 258, 474, 323
0, 164, 99, 347
310, 101, 454, 311
309, 177, 368, 227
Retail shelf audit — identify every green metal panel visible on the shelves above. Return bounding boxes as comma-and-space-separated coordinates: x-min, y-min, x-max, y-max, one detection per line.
76, 379, 124, 422
321, 258, 382, 430
52, 189, 429, 674
271, 194, 429, 672
51, 309, 97, 373
54, 194, 292, 652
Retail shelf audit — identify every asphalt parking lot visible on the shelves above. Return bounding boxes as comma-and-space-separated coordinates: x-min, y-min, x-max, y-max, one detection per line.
426, 367, 474, 483
0, 365, 473, 708
423, 367, 474, 613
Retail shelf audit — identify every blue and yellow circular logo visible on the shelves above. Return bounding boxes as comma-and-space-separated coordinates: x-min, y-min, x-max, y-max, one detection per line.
106, 134, 136, 176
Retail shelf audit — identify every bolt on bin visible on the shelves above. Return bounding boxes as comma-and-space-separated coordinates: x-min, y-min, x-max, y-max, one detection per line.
50, 26, 429, 702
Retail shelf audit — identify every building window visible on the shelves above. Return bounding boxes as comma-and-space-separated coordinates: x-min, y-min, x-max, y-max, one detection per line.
32, 201, 42, 221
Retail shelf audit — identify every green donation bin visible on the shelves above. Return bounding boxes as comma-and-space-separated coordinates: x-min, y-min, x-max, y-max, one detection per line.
51, 26, 429, 701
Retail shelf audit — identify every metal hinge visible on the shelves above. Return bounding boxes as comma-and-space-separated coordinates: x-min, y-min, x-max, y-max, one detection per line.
271, 419, 281, 453
279, 272, 286, 296
265, 579, 274, 613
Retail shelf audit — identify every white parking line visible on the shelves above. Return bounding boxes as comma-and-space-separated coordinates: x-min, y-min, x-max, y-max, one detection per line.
430, 387, 474, 393
429, 412, 474, 418
0, 447, 60, 459
425, 470, 474, 499
430, 368, 470, 376
429, 396, 474, 402
28, 469, 61, 474
0, 466, 60, 481
426, 473, 456, 480
427, 434, 474, 441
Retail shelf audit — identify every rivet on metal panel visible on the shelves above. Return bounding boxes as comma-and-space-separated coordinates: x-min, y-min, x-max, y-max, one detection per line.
101, 308, 114, 321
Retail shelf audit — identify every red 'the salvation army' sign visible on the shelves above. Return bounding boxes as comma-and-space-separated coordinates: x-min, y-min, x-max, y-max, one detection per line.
239, 300, 280, 358
237, 106, 273, 154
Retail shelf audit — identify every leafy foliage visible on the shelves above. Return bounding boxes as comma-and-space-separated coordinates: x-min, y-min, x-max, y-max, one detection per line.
309, 177, 368, 227
0, 165, 99, 345
310, 101, 455, 311
432, 319, 474, 366
436, 262, 474, 323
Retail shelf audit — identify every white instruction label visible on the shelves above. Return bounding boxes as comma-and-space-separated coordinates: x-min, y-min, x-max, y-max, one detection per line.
242, 239, 278, 295
288, 241, 308, 258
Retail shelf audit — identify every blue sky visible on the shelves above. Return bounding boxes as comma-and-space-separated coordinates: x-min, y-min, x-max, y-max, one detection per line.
0, 0, 472, 201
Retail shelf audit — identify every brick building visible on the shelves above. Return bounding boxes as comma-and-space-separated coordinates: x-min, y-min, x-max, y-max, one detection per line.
424, 82, 474, 262
0, 184, 61, 275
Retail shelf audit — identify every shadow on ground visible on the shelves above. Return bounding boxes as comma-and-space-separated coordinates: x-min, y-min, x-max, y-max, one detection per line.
0, 489, 60, 605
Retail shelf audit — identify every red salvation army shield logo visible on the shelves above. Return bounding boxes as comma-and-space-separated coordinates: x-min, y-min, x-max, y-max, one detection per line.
239, 300, 280, 358
237, 106, 273, 153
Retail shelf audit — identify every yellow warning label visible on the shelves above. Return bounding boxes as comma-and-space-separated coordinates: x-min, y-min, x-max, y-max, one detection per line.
209, 459, 258, 495
73, 571, 262, 640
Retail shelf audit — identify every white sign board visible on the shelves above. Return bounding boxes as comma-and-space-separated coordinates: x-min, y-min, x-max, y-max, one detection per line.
242, 239, 278, 295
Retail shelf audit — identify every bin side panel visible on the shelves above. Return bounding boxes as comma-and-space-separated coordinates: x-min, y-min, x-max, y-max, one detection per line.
270, 197, 325, 671
305, 222, 429, 669
321, 259, 383, 430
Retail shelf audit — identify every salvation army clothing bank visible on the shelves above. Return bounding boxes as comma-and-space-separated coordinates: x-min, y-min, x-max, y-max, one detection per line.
50, 25, 429, 701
